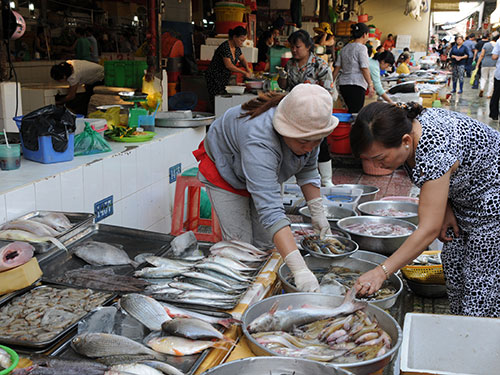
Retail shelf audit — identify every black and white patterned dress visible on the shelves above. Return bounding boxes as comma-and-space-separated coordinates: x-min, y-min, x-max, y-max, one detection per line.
407, 108, 500, 317
205, 41, 242, 97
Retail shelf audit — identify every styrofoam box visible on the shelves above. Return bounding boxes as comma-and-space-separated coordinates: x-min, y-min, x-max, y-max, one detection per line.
200, 45, 259, 63
401, 313, 500, 375
282, 184, 362, 210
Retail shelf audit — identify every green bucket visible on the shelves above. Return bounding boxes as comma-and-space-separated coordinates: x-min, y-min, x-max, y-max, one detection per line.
0, 345, 19, 375
182, 167, 212, 219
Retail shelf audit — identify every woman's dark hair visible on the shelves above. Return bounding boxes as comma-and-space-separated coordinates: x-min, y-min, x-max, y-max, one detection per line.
257, 30, 273, 48
375, 51, 395, 65
350, 102, 424, 158
288, 30, 314, 53
350, 23, 369, 40
240, 91, 286, 119
228, 26, 247, 39
50, 62, 73, 81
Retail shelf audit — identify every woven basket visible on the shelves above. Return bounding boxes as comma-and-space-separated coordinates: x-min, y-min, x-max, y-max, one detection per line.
401, 251, 445, 284
214, 3, 246, 22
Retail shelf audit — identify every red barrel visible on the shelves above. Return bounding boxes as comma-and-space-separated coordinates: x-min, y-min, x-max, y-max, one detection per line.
327, 122, 352, 154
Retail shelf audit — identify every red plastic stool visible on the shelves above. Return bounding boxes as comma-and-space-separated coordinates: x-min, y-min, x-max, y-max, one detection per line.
171, 175, 222, 243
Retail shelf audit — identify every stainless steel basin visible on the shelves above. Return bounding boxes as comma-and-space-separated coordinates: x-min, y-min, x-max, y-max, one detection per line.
358, 200, 419, 225
335, 184, 379, 204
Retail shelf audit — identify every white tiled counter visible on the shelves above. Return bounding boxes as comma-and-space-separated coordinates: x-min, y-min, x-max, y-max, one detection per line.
0, 127, 206, 234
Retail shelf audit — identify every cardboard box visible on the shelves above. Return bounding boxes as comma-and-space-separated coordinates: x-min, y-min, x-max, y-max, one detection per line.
400, 313, 500, 375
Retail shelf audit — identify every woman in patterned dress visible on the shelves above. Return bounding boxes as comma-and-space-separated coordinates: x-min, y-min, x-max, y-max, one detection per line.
205, 26, 252, 101
350, 102, 500, 317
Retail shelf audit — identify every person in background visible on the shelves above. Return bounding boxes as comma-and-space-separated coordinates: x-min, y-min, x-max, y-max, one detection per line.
476, 34, 496, 98
487, 37, 500, 120
373, 45, 385, 59
471, 33, 490, 89
369, 51, 395, 104
382, 34, 395, 51
73, 27, 92, 61
351, 102, 500, 318
34, 26, 50, 59
396, 52, 411, 74
449, 35, 468, 94
313, 22, 335, 60
50, 60, 104, 116
193, 84, 338, 292
205, 26, 252, 102
278, 29, 335, 187
255, 30, 273, 72
86, 28, 99, 63
332, 22, 375, 113
463, 33, 476, 77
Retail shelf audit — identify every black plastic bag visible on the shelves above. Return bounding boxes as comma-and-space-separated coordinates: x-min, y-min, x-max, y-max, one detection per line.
21, 105, 76, 152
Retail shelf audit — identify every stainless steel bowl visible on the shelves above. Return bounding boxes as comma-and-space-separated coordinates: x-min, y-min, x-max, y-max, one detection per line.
278, 255, 402, 309
299, 205, 357, 228
335, 184, 379, 204
358, 200, 419, 225
242, 293, 402, 375
337, 216, 417, 255
301, 235, 359, 260
201, 356, 353, 375
350, 250, 388, 264
405, 278, 448, 298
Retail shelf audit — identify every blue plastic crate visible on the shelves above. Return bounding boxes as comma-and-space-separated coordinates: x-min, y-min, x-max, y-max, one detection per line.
14, 116, 75, 164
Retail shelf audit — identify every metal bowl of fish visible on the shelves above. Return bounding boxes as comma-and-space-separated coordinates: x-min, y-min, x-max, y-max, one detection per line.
357, 200, 419, 225
242, 292, 402, 375
337, 216, 417, 255
300, 235, 358, 260
278, 255, 402, 310
299, 205, 358, 228
201, 356, 353, 375
349, 250, 388, 265
334, 184, 380, 204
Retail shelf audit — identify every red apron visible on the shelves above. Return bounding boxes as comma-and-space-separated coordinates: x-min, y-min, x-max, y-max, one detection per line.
193, 141, 250, 197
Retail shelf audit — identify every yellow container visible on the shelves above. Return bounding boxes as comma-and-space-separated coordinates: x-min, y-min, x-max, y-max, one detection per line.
401, 250, 445, 284
0, 258, 42, 295
215, 5, 246, 22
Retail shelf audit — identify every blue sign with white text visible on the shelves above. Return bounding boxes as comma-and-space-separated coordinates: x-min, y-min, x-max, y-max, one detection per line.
94, 195, 114, 222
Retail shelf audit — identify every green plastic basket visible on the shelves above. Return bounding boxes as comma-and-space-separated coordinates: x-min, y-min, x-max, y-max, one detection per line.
0, 345, 19, 375
104, 60, 148, 89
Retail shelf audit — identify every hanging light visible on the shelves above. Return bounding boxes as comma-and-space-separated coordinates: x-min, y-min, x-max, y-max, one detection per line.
9, 1, 15, 8
28, 2, 34, 11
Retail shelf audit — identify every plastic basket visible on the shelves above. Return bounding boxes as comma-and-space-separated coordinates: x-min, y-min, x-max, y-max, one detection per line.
104, 60, 148, 89
401, 251, 445, 284
14, 116, 75, 164
214, 3, 246, 22
0, 345, 19, 375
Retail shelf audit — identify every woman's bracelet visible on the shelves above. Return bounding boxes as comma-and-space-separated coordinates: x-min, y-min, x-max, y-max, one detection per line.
379, 263, 390, 279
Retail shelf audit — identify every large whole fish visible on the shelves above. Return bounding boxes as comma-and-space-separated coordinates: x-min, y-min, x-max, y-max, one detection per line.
0, 241, 34, 271
119, 294, 170, 331
0, 230, 67, 251
71, 332, 164, 360
161, 318, 227, 341
73, 241, 138, 267
56, 269, 149, 293
207, 255, 258, 273
110, 363, 163, 375
210, 240, 269, 256
161, 302, 240, 328
147, 336, 227, 356
0, 219, 59, 237
31, 212, 72, 232
194, 262, 252, 283
139, 360, 185, 375
247, 288, 366, 333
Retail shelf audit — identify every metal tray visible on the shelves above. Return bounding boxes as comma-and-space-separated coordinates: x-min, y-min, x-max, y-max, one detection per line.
1, 211, 95, 257
155, 111, 215, 128
40, 224, 174, 284
0, 283, 114, 349
50, 304, 226, 375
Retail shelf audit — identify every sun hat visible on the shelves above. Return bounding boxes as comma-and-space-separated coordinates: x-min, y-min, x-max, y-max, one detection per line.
313, 22, 333, 36
273, 83, 338, 140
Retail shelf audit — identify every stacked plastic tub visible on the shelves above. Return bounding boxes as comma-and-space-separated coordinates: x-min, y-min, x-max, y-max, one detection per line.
328, 110, 352, 155
214, 2, 247, 34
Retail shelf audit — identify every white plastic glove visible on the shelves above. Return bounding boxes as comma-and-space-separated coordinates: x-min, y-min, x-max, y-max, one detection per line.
307, 197, 332, 239
284, 250, 320, 292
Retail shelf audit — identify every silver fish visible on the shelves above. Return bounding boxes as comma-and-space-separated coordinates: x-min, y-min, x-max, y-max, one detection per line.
161, 318, 225, 340
174, 290, 238, 301
32, 212, 72, 231
144, 284, 184, 295
1, 219, 60, 237
210, 240, 269, 256
320, 274, 347, 296
160, 302, 240, 328
0, 230, 67, 251
145, 256, 197, 268
180, 277, 240, 294
167, 281, 211, 292
147, 336, 225, 356
71, 332, 164, 360
247, 288, 367, 333
180, 271, 242, 290
210, 247, 266, 263
73, 241, 138, 267
194, 262, 252, 282
207, 255, 258, 272
139, 360, 185, 375
119, 294, 170, 331
155, 295, 236, 309
110, 363, 163, 375
134, 267, 186, 279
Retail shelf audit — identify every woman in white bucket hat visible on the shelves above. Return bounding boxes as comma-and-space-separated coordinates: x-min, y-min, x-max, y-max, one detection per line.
193, 84, 339, 292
